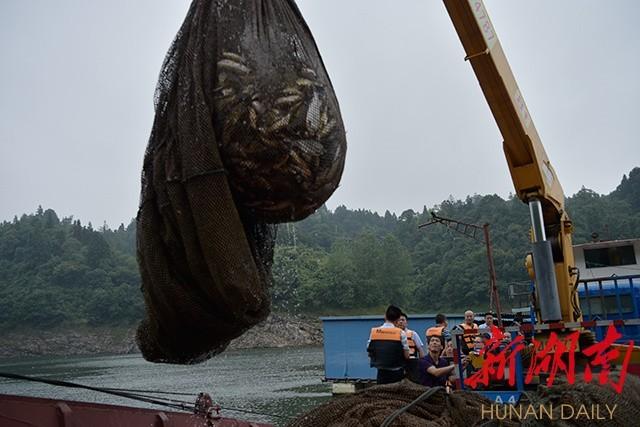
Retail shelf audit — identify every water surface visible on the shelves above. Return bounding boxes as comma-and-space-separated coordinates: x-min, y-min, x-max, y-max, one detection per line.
0, 346, 331, 426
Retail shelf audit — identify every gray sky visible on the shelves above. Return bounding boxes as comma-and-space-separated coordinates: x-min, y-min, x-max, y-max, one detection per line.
1, 1, 638, 228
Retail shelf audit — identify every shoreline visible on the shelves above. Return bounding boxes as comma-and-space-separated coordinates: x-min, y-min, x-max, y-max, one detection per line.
0, 313, 323, 359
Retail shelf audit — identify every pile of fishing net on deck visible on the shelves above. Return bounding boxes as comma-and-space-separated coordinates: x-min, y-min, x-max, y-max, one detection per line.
136, 0, 346, 363
288, 380, 513, 427
289, 375, 640, 427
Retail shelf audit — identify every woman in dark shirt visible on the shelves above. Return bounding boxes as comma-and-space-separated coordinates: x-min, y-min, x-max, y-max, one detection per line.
419, 335, 456, 387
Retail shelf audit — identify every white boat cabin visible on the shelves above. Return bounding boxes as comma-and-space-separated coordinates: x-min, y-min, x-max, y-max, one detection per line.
573, 238, 640, 279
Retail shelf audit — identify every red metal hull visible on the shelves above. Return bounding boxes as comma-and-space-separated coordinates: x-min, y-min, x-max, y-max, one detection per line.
0, 394, 272, 427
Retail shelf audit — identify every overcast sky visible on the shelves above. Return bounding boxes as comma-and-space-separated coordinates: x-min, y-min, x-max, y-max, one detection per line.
1, 1, 638, 228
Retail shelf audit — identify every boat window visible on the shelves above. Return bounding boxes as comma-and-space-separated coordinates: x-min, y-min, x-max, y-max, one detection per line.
579, 294, 635, 316
584, 245, 637, 269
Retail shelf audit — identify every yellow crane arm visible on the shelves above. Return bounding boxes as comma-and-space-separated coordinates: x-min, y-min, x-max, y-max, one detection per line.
443, 0, 562, 206
443, 0, 580, 323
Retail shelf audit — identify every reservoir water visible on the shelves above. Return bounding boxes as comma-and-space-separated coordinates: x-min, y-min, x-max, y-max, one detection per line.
0, 346, 331, 426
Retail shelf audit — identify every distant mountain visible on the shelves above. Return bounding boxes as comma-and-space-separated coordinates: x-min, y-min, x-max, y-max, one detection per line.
611, 167, 640, 210
1, 168, 638, 330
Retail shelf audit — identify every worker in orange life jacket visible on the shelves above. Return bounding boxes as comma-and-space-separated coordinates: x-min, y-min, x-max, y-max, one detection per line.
367, 305, 410, 384
426, 313, 451, 343
395, 312, 425, 383
453, 310, 478, 355
396, 313, 425, 359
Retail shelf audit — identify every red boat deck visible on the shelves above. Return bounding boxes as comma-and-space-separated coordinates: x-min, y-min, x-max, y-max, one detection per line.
0, 394, 272, 427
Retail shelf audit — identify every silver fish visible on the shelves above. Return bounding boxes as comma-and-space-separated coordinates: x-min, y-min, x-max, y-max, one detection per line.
318, 118, 337, 139
221, 51, 246, 63
301, 67, 317, 80
296, 139, 325, 157
275, 94, 303, 108
217, 59, 251, 75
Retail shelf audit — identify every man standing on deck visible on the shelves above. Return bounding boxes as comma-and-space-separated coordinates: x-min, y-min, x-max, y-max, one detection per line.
396, 312, 425, 359
426, 313, 451, 343
454, 310, 478, 355
396, 312, 425, 383
367, 305, 410, 384
478, 312, 495, 337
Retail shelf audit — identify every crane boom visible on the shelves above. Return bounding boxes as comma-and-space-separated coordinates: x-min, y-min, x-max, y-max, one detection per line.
443, 0, 581, 323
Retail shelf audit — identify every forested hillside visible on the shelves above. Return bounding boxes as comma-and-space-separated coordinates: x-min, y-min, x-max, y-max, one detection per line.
0, 209, 141, 328
1, 168, 638, 330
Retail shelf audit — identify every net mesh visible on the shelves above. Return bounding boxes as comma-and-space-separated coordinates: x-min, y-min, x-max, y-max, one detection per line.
136, 0, 345, 363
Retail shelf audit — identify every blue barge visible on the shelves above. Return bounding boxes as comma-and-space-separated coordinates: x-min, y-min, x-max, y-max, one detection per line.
320, 313, 464, 381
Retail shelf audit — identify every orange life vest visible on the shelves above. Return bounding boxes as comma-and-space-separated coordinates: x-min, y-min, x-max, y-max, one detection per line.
459, 322, 478, 351
368, 327, 404, 370
426, 325, 445, 337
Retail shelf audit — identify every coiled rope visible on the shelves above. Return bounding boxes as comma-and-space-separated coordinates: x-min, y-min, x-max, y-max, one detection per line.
380, 386, 444, 427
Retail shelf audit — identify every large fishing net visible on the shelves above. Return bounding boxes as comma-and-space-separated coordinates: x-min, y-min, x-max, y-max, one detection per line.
289, 375, 640, 426
136, 0, 346, 363
288, 380, 515, 427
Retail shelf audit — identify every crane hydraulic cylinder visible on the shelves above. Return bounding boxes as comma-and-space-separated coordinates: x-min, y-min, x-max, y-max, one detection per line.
529, 199, 562, 322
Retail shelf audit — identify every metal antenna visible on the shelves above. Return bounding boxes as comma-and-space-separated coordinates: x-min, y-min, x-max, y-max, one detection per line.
419, 211, 503, 327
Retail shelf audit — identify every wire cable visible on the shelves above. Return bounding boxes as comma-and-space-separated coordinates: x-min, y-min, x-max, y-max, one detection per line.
0, 371, 291, 421
0, 372, 193, 412
100, 386, 197, 397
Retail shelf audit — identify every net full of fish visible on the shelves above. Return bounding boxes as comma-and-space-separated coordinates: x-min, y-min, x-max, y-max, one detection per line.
136, 0, 346, 364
